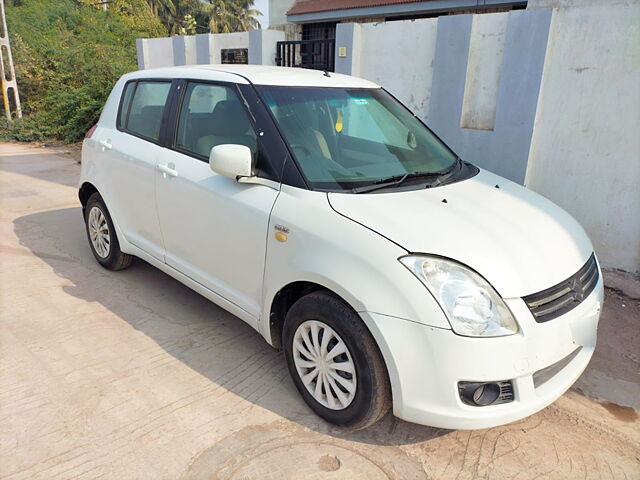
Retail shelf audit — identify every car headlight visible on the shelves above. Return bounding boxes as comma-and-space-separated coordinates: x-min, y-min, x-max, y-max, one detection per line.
399, 255, 518, 337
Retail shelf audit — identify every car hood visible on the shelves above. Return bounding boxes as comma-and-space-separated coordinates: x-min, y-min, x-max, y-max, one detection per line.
328, 169, 594, 298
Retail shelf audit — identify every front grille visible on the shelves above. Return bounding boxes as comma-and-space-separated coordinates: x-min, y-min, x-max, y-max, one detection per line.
523, 253, 599, 323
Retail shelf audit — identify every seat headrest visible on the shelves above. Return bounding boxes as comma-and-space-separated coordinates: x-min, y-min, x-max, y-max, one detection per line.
212, 99, 251, 137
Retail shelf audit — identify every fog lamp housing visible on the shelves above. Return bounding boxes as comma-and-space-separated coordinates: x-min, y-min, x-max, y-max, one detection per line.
458, 380, 514, 407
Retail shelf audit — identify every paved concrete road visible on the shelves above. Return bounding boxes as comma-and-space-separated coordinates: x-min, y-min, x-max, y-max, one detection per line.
1, 143, 638, 480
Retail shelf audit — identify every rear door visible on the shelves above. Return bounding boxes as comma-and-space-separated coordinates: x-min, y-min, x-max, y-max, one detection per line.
154, 80, 281, 321
101, 79, 172, 260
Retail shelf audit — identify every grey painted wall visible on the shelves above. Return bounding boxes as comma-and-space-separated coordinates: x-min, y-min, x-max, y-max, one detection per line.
428, 9, 552, 184
335, 23, 356, 76
336, 9, 552, 184
194, 34, 212, 64
172, 36, 186, 66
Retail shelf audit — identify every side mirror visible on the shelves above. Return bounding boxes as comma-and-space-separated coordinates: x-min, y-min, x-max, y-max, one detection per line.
209, 144, 253, 180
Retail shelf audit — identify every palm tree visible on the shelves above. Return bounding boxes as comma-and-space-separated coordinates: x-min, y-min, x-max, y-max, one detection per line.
231, 0, 262, 31
144, 0, 261, 35
205, 1, 236, 33
145, 0, 178, 32
145, 0, 176, 19
206, 0, 262, 33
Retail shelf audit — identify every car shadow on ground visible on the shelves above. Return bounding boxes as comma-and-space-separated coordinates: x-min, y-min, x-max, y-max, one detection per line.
13, 206, 451, 447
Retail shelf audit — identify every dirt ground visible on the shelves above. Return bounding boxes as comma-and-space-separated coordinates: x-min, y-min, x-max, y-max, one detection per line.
0, 142, 638, 480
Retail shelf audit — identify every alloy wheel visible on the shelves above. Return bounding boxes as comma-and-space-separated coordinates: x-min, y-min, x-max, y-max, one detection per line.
88, 206, 111, 258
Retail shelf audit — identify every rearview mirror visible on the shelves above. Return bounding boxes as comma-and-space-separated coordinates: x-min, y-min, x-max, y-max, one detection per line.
407, 131, 417, 149
209, 144, 253, 180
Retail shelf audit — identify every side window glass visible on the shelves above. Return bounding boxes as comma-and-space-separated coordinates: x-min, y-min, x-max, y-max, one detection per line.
117, 81, 136, 130
175, 82, 257, 159
126, 81, 171, 141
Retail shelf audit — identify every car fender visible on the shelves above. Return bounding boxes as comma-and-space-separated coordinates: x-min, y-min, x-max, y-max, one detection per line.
259, 184, 452, 345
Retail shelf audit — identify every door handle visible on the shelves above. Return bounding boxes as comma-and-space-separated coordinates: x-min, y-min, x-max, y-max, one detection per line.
157, 163, 179, 178
99, 139, 112, 150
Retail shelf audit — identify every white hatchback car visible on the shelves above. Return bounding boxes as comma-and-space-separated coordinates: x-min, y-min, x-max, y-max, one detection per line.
80, 65, 603, 430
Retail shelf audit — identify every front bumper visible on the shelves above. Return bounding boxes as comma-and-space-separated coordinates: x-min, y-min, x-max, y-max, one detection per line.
360, 275, 603, 430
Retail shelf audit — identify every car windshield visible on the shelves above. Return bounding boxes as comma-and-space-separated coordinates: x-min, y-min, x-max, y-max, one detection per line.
258, 86, 458, 191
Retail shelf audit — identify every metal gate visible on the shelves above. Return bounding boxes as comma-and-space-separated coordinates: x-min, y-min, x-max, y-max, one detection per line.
275, 39, 335, 72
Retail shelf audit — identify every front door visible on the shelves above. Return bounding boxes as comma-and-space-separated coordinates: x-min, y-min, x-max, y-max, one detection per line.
155, 81, 280, 322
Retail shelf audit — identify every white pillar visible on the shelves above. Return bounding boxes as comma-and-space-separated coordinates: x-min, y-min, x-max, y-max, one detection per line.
335, 23, 362, 76
196, 34, 216, 64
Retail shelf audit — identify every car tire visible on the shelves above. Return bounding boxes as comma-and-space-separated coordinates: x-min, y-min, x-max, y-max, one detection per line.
84, 192, 133, 271
283, 290, 391, 430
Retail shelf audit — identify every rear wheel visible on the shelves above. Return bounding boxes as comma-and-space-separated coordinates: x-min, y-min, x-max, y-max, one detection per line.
84, 193, 133, 271
283, 291, 391, 430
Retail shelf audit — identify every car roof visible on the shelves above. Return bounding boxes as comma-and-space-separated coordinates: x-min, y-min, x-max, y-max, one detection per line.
123, 65, 381, 88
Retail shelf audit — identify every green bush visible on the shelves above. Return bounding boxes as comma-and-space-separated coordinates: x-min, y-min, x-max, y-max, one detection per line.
0, 115, 47, 142
1, 0, 166, 143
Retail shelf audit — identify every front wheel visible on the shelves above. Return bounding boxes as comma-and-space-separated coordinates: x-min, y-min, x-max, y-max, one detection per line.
283, 291, 391, 430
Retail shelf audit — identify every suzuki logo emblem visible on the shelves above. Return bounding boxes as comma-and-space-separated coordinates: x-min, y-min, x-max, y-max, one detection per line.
569, 278, 584, 302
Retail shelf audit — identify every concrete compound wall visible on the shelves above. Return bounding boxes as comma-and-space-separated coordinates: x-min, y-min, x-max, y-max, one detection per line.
429, 8, 552, 184
347, 20, 438, 117
337, 9, 552, 185
136, 30, 285, 70
524, 0, 640, 273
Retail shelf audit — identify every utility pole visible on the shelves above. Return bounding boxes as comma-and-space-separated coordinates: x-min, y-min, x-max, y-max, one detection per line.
94, 0, 110, 12
0, 0, 22, 122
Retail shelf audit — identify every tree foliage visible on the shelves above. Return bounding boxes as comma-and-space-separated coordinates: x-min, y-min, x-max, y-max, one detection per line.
139, 0, 262, 36
1, 0, 166, 142
0, 0, 262, 143
205, 0, 262, 34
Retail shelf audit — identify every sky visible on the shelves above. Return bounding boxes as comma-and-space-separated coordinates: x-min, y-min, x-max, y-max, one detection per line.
254, 0, 270, 28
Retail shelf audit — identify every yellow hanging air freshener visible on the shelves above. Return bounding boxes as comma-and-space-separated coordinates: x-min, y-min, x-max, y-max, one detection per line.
335, 110, 343, 133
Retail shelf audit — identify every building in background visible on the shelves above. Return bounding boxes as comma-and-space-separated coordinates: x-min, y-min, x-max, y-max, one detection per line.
272, 0, 527, 28
270, 0, 526, 70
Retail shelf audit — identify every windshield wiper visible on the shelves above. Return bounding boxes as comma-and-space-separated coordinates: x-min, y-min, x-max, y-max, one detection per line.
351, 172, 412, 194
351, 158, 461, 194
424, 158, 463, 188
